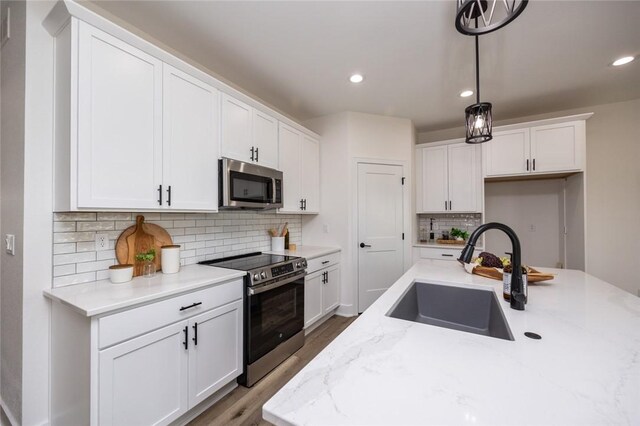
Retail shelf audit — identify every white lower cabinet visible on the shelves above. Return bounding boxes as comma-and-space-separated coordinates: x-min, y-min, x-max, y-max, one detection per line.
49, 278, 243, 426
304, 252, 340, 330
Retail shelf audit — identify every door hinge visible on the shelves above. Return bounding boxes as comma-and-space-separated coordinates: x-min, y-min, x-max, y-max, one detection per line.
402, 233, 405, 240
401, 177, 405, 185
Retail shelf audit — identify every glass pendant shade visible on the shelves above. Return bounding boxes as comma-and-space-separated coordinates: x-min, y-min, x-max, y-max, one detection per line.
465, 102, 492, 143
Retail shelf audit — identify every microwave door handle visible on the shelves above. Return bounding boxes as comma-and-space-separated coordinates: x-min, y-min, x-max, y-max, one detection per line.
272, 178, 277, 204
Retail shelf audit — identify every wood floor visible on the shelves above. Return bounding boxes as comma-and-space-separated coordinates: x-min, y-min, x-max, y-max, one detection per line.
189, 315, 357, 426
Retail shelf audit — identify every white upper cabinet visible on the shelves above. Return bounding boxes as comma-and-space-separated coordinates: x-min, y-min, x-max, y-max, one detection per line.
483, 119, 586, 178
163, 65, 219, 211
417, 142, 482, 214
483, 129, 530, 177
253, 109, 279, 169
278, 123, 320, 214
530, 122, 583, 173
220, 93, 279, 169
220, 94, 253, 163
76, 22, 163, 210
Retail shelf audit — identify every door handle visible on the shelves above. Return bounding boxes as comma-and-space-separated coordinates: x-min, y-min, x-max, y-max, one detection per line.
179, 302, 202, 311
526, 159, 529, 171
449, 200, 452, 210
303, 199, 307, 210
360, 243, 371, 248
157, 185, 163, 205
255, 147, 259, 162
192, 322, 198, 346
441, 254, 454, 257
533, 158, 536, 171
166, 185, 172, 206
183, 326, 188, 350
300, 199, 304, 210
250, 146, 255, 161
445, 200, 447, 210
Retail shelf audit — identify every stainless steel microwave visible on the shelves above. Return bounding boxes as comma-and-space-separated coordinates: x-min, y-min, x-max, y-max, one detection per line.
219, 158, 283, 209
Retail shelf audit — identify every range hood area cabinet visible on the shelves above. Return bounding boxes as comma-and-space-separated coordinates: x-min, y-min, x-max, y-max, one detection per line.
50, 19, 219, 212
220, 93, 279, 170
416, 142, 482, 213
278, 123, 320, 214
483, 118, 588, 178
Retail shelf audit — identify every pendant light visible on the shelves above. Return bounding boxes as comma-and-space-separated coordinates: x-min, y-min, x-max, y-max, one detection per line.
456, 0, 528, 144
465, 34, 492, 144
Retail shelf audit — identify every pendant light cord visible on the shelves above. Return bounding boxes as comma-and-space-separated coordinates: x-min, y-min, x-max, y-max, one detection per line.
475, 35, 480, 104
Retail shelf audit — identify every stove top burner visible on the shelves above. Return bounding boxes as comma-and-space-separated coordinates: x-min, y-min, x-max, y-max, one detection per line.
198, 251, 307, 286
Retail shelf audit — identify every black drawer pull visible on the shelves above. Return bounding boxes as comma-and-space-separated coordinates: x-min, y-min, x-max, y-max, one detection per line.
183, 326, 188, 350
179, 302, 202, 311
321, 260, 330, 264
441, 254, 454, 257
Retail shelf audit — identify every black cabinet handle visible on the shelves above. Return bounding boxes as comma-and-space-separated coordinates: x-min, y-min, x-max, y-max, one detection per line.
179, 302, 202, 311
250, 146, 255, 161
166, 185, 172, 206
449, 201, 452, 210
192, 322, 198, 346
526, 159, 529, 171
442, 254, 454, 257
183, 326, 188, 350
300, 199, 304, 210
360, 243, 371, 248
157, 185, 163, 205
445, 201, 447, 210
255, 147, 259, 162
321, 260, 330, 265
533, 158, 536, 171
303, 199, 307, 210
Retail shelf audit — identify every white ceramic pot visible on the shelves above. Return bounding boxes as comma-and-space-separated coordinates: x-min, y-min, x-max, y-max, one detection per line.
271, 237, 285, 252
109, 264, 133, 284
161, 245, 181, 274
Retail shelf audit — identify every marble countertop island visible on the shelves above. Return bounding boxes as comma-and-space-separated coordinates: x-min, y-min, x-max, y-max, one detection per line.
264, 261, 640, 425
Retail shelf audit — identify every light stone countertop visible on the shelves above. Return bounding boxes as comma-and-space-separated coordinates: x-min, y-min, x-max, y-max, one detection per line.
263, 261, 640, 425
43, 264, 246, 317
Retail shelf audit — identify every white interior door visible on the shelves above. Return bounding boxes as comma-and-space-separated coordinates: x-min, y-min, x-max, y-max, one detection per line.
357, 163, 404, 312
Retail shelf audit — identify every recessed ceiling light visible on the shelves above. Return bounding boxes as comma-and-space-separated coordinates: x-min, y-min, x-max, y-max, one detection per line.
460, 90, 474, 98
349, 74, 364, 83
612, 56, 635, 66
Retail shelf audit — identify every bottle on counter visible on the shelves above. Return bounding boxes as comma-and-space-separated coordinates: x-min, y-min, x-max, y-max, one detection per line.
284, 229, 290, 250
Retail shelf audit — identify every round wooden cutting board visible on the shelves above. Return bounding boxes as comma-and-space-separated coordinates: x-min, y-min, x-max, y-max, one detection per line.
116, 215, 173, 276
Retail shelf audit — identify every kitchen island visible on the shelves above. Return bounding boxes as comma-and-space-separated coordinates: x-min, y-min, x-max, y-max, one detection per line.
263, 261, 640, 425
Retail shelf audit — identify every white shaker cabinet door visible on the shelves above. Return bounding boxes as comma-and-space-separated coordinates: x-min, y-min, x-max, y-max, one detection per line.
323, 265, 340, 314
98, 321, 189, 426
304, 271, 324, 329
76, 22, 163, 209
421, 145, 448, 212
221, 93, 253, 163
530, 122, 583, 173
483, 129, 530, 177
301, 135, 320, 213
448, 143, 481, 212
188, 300, 243, 407
278, 123, 303, 213
163, 65, 219, 211
253, 109, 279, 169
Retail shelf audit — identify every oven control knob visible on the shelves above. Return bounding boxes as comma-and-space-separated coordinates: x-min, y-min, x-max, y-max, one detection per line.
260, 271, 267, 279
296, 261, 301, 268
253, 273, 260, 282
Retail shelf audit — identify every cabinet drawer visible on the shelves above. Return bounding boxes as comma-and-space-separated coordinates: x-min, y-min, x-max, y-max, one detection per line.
99, 278, 243, 349
418, 247, 464, 261
306, 251, 340, 274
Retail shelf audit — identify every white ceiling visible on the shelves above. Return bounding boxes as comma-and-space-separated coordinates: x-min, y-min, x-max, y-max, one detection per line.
90, 1, 640, 131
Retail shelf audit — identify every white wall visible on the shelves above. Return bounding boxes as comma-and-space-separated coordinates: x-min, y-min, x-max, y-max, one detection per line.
417, 98, 640, 296
485, 179, 565, 268
0, 2, 25, 423
303, 112, 414, 315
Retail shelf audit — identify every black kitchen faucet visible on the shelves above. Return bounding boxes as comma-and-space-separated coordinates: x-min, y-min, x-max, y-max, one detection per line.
458, 222, 527, 311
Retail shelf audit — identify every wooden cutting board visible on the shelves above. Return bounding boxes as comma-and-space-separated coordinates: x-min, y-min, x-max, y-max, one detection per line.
116, 215, 173, 276
473, 266, 555, 283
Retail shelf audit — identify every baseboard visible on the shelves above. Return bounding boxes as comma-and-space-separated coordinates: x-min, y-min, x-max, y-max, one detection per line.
173, 380, 237, 426
335, 303, 356, 317
0, 396, 19, 426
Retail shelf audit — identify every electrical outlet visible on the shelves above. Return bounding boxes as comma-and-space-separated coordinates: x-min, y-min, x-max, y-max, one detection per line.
5, 234, 15, 255
95, 234, 109, 251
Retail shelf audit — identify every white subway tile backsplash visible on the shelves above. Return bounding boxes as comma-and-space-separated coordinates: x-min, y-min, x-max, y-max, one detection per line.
52, 211, 302, 288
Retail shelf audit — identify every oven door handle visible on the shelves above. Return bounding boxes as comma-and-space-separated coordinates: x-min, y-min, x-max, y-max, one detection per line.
248, 272, 306, 296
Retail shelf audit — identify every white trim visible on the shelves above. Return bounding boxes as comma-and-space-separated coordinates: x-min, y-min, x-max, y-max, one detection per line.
490, 113, 594, 134
351, 157, 411, 314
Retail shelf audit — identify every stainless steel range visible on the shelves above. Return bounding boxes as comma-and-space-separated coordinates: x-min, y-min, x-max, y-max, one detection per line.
199, 252, 307, 387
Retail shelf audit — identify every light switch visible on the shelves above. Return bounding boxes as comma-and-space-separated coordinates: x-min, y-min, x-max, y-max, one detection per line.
5, 234, 15, 255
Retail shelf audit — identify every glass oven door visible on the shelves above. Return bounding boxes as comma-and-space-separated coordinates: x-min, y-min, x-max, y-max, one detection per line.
246, 277, 304, 364
229, 170, 274, 205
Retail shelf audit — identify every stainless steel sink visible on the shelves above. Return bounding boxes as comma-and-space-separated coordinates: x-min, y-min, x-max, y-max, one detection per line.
387, 281, 514, 341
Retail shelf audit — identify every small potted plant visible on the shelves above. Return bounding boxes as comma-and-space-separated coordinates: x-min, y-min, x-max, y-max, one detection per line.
135, 248, 156, 278
450, 227, 469, 242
